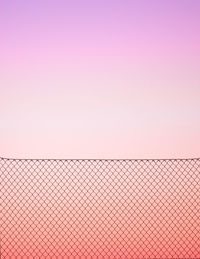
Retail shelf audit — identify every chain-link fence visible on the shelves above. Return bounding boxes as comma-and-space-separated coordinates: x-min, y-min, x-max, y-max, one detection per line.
0, 157, 199, 258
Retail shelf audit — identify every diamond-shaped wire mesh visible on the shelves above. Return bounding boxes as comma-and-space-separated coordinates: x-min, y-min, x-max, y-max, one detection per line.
0, 157, 199, 258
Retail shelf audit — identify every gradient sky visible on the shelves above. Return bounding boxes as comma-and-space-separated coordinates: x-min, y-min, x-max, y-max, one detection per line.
0, 0, 200, 159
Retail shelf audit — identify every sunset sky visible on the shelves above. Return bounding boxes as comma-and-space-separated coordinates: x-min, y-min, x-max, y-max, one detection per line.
0, 0, 200, 159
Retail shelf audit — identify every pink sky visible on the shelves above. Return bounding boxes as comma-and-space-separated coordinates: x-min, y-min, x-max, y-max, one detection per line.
0, 0, 200, 159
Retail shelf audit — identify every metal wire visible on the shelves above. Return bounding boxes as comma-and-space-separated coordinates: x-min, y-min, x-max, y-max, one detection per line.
0, 157, 199, 258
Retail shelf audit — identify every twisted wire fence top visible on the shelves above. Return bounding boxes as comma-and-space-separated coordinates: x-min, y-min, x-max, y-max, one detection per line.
0, 157, 199, 258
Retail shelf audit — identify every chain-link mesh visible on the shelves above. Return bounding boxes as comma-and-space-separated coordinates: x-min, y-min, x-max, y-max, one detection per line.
0, 157, 199, 258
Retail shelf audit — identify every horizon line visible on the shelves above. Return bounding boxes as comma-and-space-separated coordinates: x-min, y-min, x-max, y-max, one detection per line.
0, 156, 199, 161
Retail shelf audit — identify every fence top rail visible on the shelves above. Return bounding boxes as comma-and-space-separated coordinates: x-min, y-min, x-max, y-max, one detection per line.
0, 156, 199, 162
